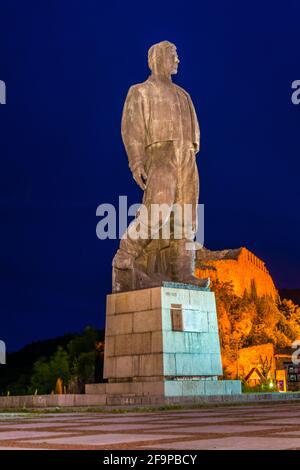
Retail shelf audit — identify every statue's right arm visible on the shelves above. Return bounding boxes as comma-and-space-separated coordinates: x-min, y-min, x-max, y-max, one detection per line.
121, 86, 147, 183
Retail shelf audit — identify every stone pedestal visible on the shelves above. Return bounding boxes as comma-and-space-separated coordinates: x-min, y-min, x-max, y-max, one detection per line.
86, 284, 241, 401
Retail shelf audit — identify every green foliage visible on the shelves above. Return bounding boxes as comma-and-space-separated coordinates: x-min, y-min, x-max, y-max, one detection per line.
67, 326, 98, 360
29, 358, 52, 394
75, 352, 95, 380
50, 347, 71, 384
241, 382, 276, 394
0, 327, 104, 396
29, 347, 71, 394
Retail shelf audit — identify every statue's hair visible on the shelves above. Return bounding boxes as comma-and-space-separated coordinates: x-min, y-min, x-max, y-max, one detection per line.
148, 41, 176, 71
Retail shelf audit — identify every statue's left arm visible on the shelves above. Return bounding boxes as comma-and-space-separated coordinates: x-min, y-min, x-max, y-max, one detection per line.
121, 85, 147, 174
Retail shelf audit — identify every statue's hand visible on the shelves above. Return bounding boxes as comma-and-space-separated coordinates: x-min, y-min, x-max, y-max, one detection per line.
193, 143, 199, 154
133, 165, 147, 190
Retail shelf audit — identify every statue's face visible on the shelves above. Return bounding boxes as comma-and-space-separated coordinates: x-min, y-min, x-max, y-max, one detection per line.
148, 42, 180, 76
163, 46, 180, 75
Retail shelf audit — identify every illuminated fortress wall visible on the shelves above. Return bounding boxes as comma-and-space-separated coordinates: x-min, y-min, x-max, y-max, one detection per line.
195, 247, 277, 299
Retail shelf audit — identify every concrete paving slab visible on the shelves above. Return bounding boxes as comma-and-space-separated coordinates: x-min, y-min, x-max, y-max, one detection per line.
143, 436, 300, 450
157, 424, 281, 434
0, 422, 87, 429
0, 430, 66, 439
61, 423, 179, 432
25, 433, 178, 446
254, 418, 300, 425
1, 403, 300, 450
0, 447, 49, 450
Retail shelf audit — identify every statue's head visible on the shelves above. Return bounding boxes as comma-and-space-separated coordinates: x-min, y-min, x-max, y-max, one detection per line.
148, 41, 179, 76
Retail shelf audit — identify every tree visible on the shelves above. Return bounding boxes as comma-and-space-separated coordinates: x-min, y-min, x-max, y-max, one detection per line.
29, 347, 71, 394
29, 358, 52, 394
49, 347, 71, 387
67, 326, 99, 360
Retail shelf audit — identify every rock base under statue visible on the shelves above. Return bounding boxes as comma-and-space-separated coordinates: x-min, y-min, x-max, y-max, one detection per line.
86, 284, 241, 402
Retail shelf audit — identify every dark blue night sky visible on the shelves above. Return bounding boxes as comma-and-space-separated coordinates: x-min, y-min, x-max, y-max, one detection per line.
0, 0, 299, 351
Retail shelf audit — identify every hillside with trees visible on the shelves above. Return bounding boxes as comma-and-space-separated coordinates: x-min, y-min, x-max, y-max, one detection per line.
0, 327, 104, 396
213, 280, 300, 378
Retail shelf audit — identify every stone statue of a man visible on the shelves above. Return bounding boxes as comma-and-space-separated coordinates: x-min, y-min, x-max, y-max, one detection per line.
112, 40, 208, 292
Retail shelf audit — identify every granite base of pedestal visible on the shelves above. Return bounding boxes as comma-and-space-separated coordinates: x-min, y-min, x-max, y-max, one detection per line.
86, 379, 241, 398
89, 284, 241, 402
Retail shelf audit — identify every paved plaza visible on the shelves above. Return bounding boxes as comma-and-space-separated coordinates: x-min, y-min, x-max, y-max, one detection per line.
0, 403, 300, 450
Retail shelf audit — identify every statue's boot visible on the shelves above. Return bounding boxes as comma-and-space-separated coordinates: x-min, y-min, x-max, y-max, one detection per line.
112, 233, 147, 270
112, 239, 141, 293
112, 237, 164, 292
112, 247, 136, 271
170, 240, 210, 288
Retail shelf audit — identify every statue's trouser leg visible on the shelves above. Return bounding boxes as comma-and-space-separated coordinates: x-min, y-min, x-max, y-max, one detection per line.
113, 140, 203, 286
168, 142, 202, 283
